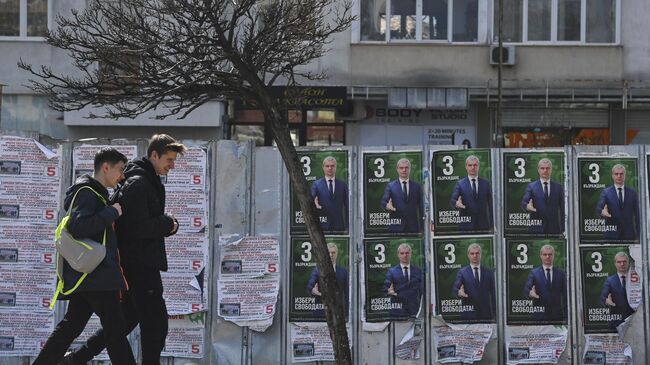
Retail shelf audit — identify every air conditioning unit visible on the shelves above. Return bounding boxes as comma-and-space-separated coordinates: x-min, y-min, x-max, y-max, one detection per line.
489, 45, 516, 66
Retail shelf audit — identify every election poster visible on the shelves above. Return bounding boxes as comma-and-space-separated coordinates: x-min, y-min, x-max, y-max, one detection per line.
506, 239, 567, 325
290, 323, 351, 363
430, 149, 493, 236
432, 237, 496, 324
363, 151, 424, 236
432, 325, 492, 364
582, 334, 632, 365
577, 157, 639, 243
217, 236, 280, 327
290, 150, 350, 234
0, 135, 59, 178
289, 237, 349, 322
0, 223, 56, 265
219, 235, 280, 278
502, 151, 566, 237
363, 237, 424, 322
580, 246, 641, 334
505, 326, 567, 364
0, 310, 54, 356
0, 175, 60, 224
161, 313, 206, 358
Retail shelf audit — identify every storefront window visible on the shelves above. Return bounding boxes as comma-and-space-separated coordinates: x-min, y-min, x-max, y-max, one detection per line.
307, 125, 345, 146
307, 110, 337, 123
504, 128, 610, 147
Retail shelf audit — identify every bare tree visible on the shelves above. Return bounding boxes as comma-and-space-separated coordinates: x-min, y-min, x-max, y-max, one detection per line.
19, 0, 353, 362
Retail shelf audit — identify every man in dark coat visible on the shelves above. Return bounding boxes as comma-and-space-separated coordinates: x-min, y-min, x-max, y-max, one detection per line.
306, 242, 349, 319
384, 243, 424, 318
34, 148, 135, 365
523, 244, 567, 322
450, 155, 493, 232
595, 164, 640, 241
520, 158, 565, 234
600, 251, 635, 330
311, 156, 349, 232
452, 243, 496, 322
381, 158, 423, 234
64, 134, 185, 365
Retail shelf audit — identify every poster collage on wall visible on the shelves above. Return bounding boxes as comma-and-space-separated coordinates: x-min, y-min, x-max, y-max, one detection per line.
289, 146, 645, 364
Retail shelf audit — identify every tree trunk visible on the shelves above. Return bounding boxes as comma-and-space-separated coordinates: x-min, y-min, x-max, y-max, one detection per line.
264, 106, 352, 364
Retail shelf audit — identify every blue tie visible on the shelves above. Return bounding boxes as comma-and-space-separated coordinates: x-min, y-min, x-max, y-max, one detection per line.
402, 181, 408, 201
328, 179, 334, 198
471, 179, 478, 198
618, 188, 623, 208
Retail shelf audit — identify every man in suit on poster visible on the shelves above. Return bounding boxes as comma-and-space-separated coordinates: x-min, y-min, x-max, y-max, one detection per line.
381, 158, 423, 234
450, 155, 493, 232
311, 156, 349, 232
520, 158, 565, 234
384, 243, 424, 317
595, 164, 640, 240
523, 244, 567, 322
452, 243, 496, 322
306, 242, 349, 319
600, 252, 635, 329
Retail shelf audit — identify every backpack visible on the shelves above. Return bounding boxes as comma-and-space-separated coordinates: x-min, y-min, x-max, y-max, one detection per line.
49, 186, 107, 309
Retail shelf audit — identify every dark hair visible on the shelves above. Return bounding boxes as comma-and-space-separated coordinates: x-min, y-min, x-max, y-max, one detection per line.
147, 134, 187, 158
93, 147, 128, 173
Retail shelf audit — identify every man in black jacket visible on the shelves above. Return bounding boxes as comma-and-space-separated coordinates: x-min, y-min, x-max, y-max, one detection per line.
34, 148, 135, 365
63, 134, 185, 365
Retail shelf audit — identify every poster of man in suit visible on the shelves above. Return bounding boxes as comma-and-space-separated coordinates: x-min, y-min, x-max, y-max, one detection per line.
506, 239, 567, 325
363, 152, 424, 236
363, 237, 424, 322
289, 237, 349, 322
578, 157, 639, 243
431, 149, 493, 236
502, 151, 566, 237
433, 237, 496, 324
290, 150, 349, 234
581, 246, 642, 334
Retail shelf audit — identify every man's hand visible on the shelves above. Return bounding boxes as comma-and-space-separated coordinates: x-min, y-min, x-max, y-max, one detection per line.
311, 283, 321, 296
112, 203, 122, 216
314, 196, 322, 209
455, 196, 466, 209
526, 199, 537, 213
601, 204, 612, 218
170, 218, 179, 235
529, 285, 540, 299
386, 198, 396, 212
387, 283, 397, 296
457, 284, 468, 298
605, 294, 616, 307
